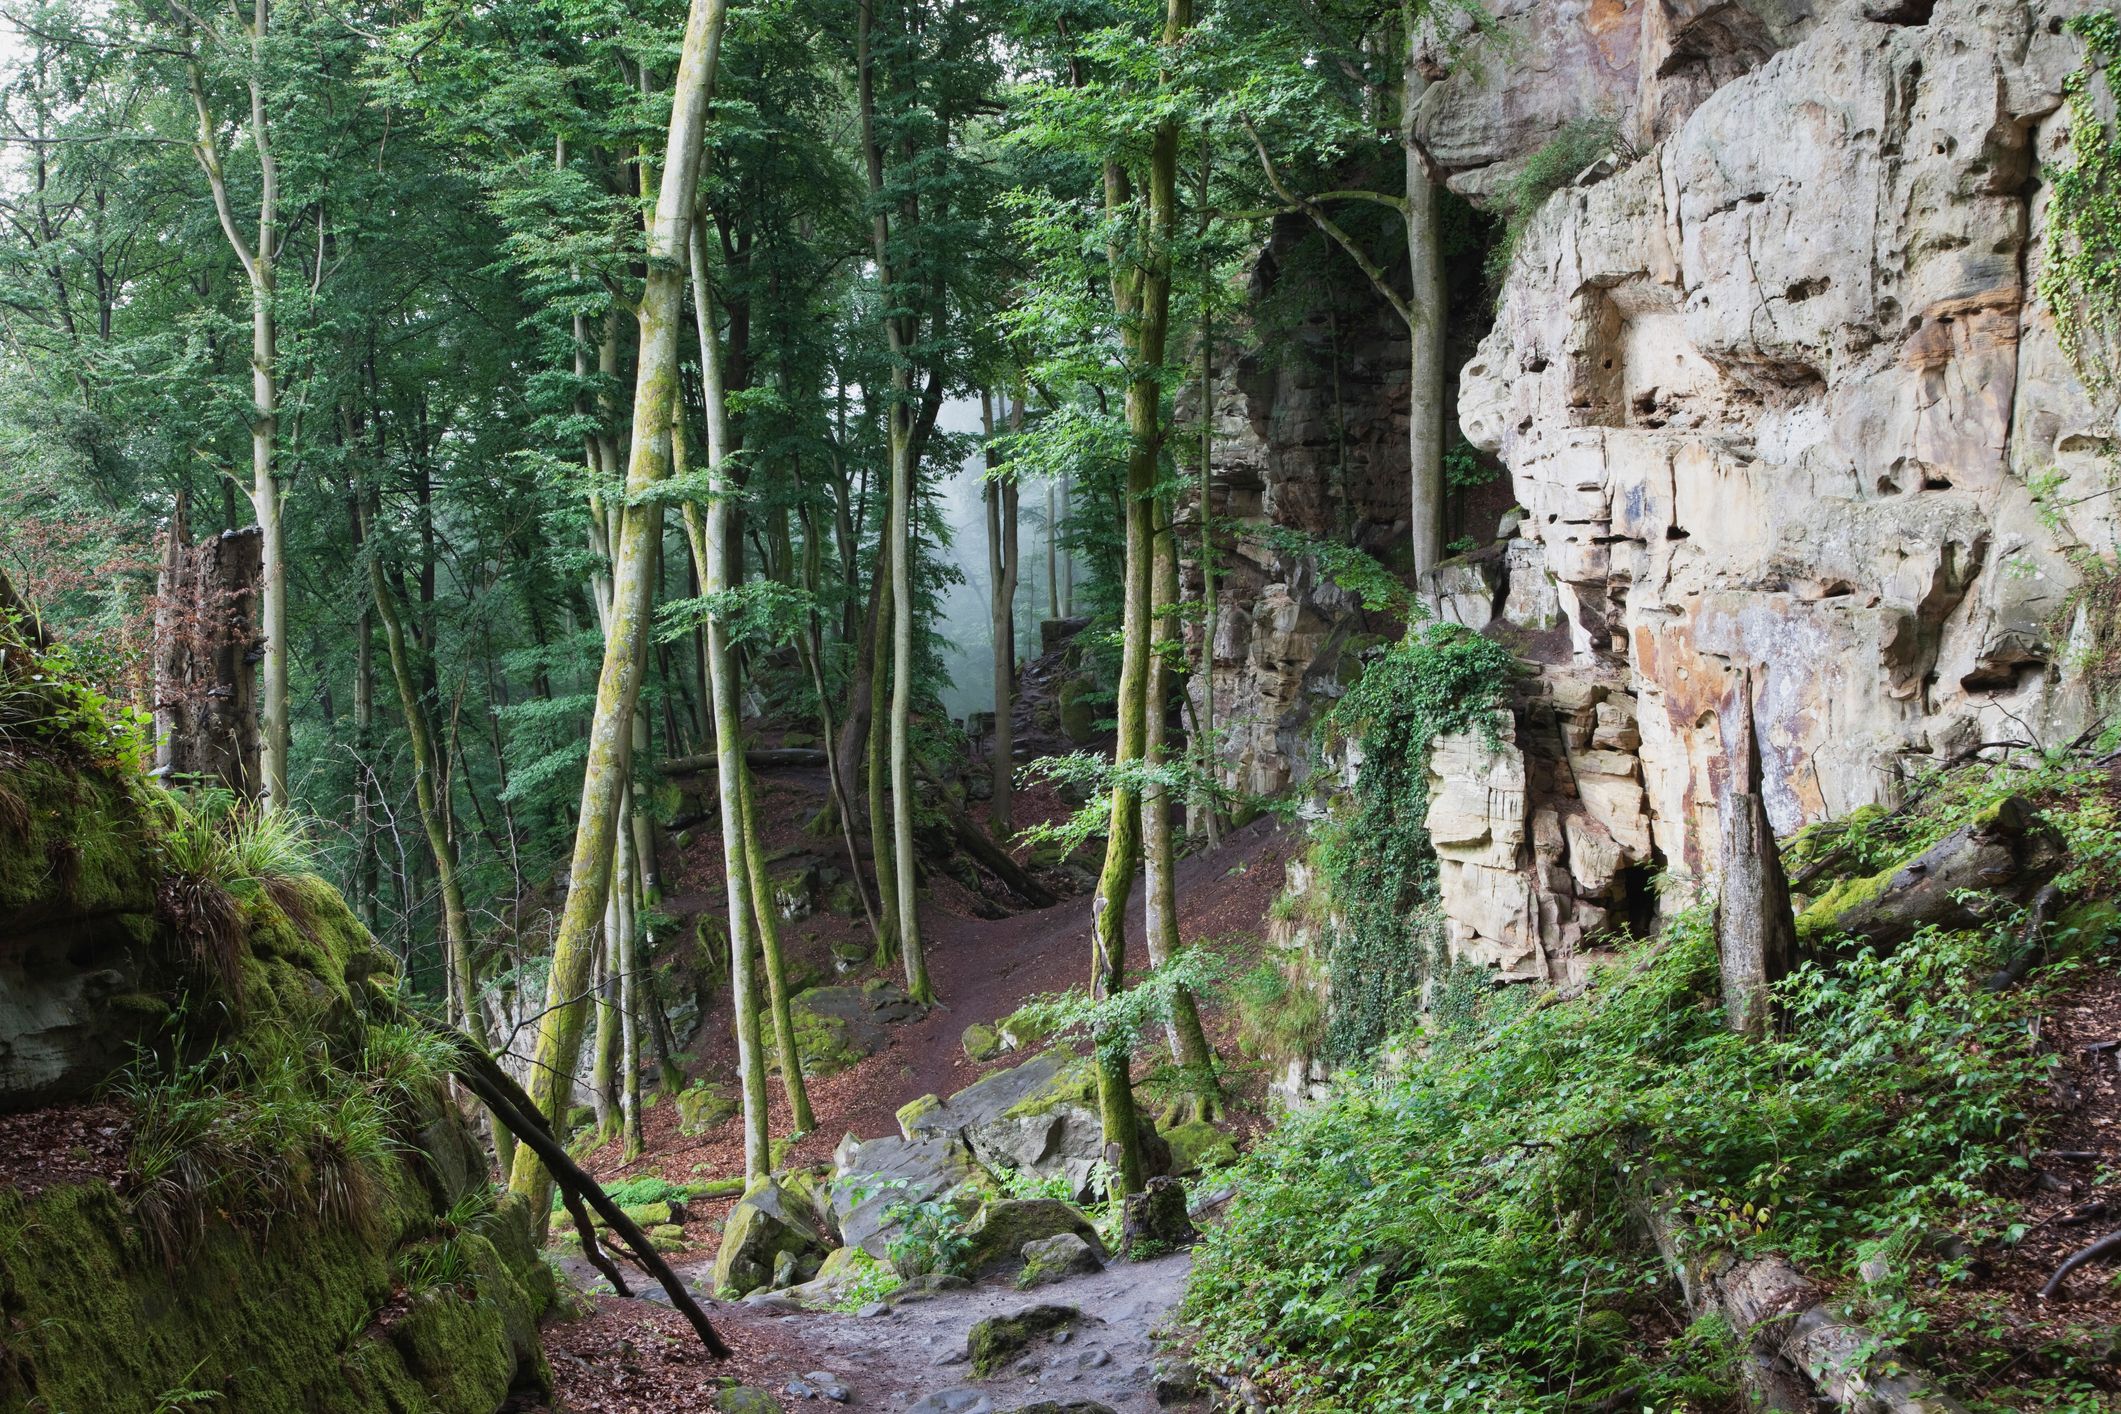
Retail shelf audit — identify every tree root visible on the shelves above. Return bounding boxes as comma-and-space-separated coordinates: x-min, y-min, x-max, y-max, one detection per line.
2039, 1229, 2121, 1300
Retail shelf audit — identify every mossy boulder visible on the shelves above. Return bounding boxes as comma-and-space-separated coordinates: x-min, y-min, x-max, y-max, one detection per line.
967, 1302, 1079, 1376
712, 1178, 833, 1297
718, 1387, 783, 1413
962, 1021, 1002, 1062
898, 1092, 945, 1139
1056, 678, 1098, 744
1017, 1231, 1104, 1288
769, 985, 892, 1078
676, 1080, 738, 1136
1160, 1119, 1239, 1175
963, 1198, 1107, 1277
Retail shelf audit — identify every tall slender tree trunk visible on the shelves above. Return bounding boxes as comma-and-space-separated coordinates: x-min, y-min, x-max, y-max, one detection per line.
364, 525, 514, 1173
186, 3, 284, 806
983, 391, 1018, 837
618, 823, 644, 1160
508, 0, 729, 1218
859, 0, 931, 1004
1144, 495, 1220, 1120
739, 765, 816, 1131
1088, 0, 1192, 1202
1402, 9, 1446, 581
1046, 480, 1059, 626
682, 221, 772, 1183
867, 583, 900, 966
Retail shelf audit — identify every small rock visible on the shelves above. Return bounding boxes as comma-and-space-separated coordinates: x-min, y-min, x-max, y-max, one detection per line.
1052, 1329, 1071, 1344
935, 1348, 970, 1367
784, 1376, 818, 1399
717, 1388, 780, 1414
803, 1370, 852, 1403
907, 1391, 995, 1414
858, 1300, 891, 1318
1013, 1356, 1042, 1375
1152, 1357, 1204, 1404
772, 1249, 800, 1288
1002, 1403, 1118, 1414
1074, 1349, 1111, 1369
962, 1021, 1003, 1061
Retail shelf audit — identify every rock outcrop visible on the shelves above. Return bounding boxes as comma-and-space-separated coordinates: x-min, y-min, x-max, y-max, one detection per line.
1431, 0, 2108, 983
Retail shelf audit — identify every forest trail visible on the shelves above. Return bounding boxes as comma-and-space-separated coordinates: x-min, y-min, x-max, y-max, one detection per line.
535, 798, 1295, 1412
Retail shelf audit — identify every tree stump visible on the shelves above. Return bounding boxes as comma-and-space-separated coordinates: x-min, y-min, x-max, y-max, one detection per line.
153, 503, 264, 799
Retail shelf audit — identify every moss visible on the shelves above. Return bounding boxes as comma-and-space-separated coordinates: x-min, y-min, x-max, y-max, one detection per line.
967, 1302, 1078, 1375
0, 754, 156, 923
897, 1093, 943, 1138
1160, 1119, 1239, 1175
1000, 1052, 1100, 1122
1794, 864, 1896, 944
0, 1169, 548, 1414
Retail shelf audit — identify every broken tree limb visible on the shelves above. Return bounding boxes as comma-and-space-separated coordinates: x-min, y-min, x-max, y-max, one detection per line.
379, 993, 731, 1358
1632, 1181, 1969, 1412
1801, 796, 2059, 952
659, 747, 827, 776
1981, 881, 2063, 992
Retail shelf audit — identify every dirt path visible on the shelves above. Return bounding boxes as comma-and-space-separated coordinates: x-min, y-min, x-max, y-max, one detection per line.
539, 806, 1292, 1412
547, 1250, 1198, 1412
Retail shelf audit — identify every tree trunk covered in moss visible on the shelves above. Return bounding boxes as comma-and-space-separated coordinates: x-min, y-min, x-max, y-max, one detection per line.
740, 760, 815, 1131
1089, 0, 1193, 1200
508, 0, 729, 1217
1144, 493, 1219, 1120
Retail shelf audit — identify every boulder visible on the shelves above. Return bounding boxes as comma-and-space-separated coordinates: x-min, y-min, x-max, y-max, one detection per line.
963, 1199, 1107, 1277
674, 1081, 737, 1136
717, 1388, 781, 1414
712, 1178, 833, 1297
775, 986, 889, 1077
831, 1133, 986, 1258
1159, 1119, 1238, 1176
1017, 1232, 1103, 1288
967, 1303, 1078, 1376
961, 1021, 1002, 1062
909, 1393, 995, 1414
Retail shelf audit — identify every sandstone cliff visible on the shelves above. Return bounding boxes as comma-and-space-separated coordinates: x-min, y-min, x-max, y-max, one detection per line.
1195, 0, 2112, 993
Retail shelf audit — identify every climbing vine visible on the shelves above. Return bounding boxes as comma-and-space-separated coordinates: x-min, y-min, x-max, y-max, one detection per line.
1315, 622, 1518, 1062
2037, 11, 2121, 402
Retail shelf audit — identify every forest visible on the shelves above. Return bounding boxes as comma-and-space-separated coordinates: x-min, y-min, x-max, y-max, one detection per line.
2, 0, 2120, 1408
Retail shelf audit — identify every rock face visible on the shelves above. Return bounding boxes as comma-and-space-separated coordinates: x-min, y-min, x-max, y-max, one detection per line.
0, 746, 553, 1414
1428, 0, 2108, 984
1180, 222, 1419, 800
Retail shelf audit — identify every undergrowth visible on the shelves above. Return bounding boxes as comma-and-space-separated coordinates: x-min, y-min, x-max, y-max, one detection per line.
1313, 622, 1517, 1062
1184, 906, 2083, 1410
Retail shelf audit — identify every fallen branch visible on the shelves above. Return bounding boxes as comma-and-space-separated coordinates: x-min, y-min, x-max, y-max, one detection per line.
1982, 881, 2063, 991
660, 747, 827, 776
2039, 1229, 2121, 1299
379, 993, 731, 1359
1631, 1178, 1968, 1412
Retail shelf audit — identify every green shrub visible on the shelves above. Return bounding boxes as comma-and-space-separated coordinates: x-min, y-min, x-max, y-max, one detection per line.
1485, 116, 1629, 288
1231, 955, 1326, 1064
1184, 907, 2080, 1410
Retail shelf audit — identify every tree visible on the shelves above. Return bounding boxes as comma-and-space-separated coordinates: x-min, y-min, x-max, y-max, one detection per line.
984, 389, 1020, 835
507, 0, 730, 1213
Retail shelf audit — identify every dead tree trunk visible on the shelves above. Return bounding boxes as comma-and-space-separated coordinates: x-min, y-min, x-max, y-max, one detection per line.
1714, 671, 1797, 1038
152, 505, 265, 801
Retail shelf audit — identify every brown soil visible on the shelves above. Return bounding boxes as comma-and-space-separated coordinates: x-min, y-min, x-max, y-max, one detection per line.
0, 1099, 129, 1197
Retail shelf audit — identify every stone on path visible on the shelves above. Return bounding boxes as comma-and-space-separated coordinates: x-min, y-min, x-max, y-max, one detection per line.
963, 1198, 1106, 1276
1017, 1231, 1103, 1288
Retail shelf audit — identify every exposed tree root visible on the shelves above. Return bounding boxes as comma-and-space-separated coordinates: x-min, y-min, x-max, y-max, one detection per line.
2039, 1229, 2121, 1300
